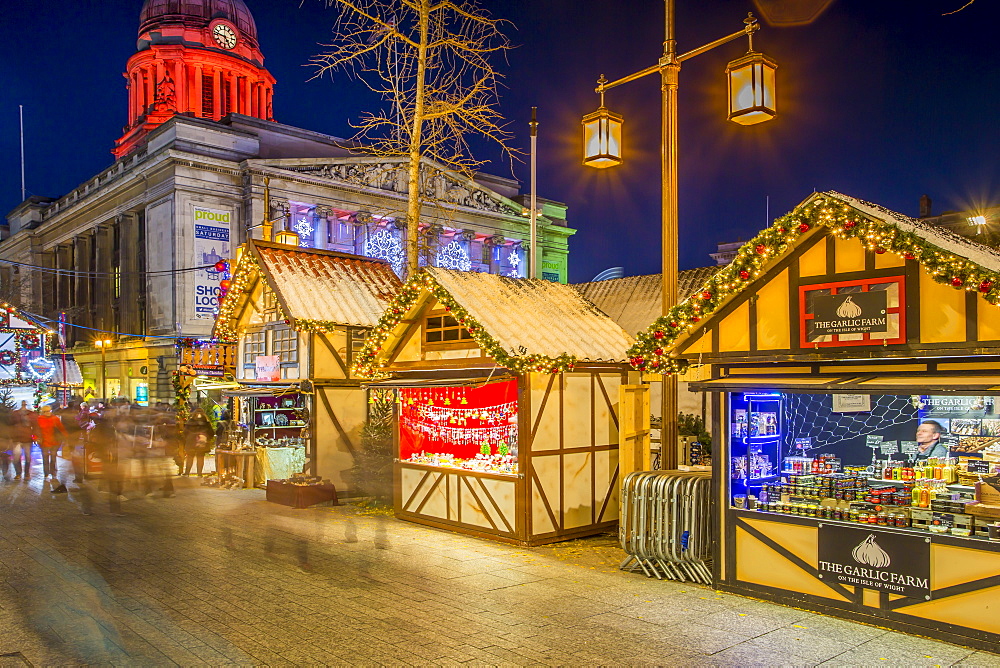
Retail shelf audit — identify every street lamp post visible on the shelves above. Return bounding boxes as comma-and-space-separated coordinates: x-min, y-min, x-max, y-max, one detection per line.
583, 4, 777, 470
95, 339, 112, 400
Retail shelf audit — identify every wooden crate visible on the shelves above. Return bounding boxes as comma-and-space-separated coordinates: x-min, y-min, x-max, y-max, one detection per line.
910, 508, 974, 535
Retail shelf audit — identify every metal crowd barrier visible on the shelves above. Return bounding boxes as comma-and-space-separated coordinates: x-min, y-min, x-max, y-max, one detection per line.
619, 470, 713, 584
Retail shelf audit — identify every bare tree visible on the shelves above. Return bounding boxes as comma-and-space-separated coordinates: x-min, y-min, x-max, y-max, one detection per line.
312, 0, 516, 275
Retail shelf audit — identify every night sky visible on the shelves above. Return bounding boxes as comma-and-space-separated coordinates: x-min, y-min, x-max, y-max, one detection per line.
2, 0, 998, 282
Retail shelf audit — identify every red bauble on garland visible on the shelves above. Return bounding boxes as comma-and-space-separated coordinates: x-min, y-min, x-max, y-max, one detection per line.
653, 330, 665, 340
798, 223, 810, 233
980, 280, 993, 293
669, 321, 679, 328
844, 221, 857, 230
875, 247, 886, 255
951, 277, 964, 287
755, 244, 767, 255
739, 270, 750, 280
654, 348, 663, 356
904, 252, 916, 260
701, 291, 712, 300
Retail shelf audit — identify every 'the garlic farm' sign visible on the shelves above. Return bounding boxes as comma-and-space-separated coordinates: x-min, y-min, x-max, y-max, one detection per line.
817, 523, 931, 599
809, 290, 888, 337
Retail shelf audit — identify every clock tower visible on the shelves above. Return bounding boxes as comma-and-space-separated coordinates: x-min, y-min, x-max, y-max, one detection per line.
114, 0, 276, 159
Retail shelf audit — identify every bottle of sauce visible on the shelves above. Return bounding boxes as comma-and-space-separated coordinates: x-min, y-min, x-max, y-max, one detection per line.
919, 484, 931, 509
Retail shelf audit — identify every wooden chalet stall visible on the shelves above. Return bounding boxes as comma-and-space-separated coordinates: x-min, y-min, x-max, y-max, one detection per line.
354, 268, 634, 546
628, 192, 1000, 650
214, 240, 401, 491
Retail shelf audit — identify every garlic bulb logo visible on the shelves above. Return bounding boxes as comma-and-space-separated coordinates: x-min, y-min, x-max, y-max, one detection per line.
836, 295, 863, 319
852, 534, 891, 568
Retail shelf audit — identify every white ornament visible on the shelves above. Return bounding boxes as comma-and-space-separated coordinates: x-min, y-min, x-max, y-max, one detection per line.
436, 241, 472, 271
365, 228, 405, 276
508, 249, 520, 269
293, 217, 314, 247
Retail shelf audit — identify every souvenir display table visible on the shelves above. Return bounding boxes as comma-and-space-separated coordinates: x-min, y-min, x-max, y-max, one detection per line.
255, 445, 307, 486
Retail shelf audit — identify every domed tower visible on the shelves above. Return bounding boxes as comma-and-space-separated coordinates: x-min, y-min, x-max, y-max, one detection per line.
114, 0, 276, 158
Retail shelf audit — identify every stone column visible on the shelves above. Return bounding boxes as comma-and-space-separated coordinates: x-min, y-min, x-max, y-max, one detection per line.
229, 74, 238, 116
194, 66, 203, 117
174, 60, 186, 113
73, 234, 94, 331
145, 67, 155, 112
485, 234, 505, 274
94, 224, 114, 335
214, 69, 223, 119
126, 73, 134, 125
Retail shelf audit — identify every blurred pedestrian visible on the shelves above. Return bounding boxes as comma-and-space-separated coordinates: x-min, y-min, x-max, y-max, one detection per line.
183, 409, 213, 477
0, 406, 12, 480
57, 401, 84, 481
153, 406, 178, 497
36, 405, 69, 480
11, 401, 35, 481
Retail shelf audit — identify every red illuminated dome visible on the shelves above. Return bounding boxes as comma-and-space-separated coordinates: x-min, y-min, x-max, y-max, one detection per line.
139, 0, 260, 50
114, 0, 276, 158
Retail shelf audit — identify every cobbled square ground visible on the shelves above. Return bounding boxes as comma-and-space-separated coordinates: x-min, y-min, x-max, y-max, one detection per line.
1, 469, 998, 667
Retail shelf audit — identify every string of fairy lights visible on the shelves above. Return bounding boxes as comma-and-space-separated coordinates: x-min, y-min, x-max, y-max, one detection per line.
626, 195, 1000, 375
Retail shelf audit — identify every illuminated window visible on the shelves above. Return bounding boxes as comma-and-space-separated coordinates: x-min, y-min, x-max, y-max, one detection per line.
272, 327, 298, 365
425, 312, 474, 346
243, 329, 265, 366
347, 327, 367, 370
262, 289, 280, 320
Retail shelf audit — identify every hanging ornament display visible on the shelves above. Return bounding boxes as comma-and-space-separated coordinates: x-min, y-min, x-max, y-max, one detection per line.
398, 381, 518, 475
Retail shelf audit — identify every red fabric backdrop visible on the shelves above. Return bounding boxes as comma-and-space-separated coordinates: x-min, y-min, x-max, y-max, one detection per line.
399, 379, 518, 460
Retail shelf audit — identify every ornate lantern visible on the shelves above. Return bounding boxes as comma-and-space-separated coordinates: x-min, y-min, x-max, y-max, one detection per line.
726, 50, 777, 125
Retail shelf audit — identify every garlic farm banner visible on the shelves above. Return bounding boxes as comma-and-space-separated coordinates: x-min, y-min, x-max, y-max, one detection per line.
817, 523, 930, 599
192, 206, 232, 319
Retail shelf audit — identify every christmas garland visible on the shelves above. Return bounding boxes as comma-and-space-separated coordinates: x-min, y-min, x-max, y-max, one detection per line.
172, 370, 194, 423
213, 252, 260, 341
627, 196, 1000, 375
353, 270, 577, 379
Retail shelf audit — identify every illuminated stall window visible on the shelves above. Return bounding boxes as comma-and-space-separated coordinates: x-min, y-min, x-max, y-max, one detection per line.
399, 379, 518, 476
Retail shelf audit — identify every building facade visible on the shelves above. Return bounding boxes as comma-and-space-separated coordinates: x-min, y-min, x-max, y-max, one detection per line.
1, 0, 573, 405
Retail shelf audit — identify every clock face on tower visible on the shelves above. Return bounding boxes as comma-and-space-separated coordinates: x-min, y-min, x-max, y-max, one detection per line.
212, 22, 238, 49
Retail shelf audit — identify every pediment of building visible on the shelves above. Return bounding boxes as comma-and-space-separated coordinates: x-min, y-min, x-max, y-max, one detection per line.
256, 157, 524, 217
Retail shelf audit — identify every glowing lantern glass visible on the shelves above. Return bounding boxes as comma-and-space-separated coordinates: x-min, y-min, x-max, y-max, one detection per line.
725, 51, 777, 125
581, 107, 624, 168
274, 229, 300, 246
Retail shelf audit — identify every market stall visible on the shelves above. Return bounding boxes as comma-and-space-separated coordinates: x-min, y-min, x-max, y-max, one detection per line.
214, 239, 401, 493
355, 267, 634, 546
628, 191, 1000, 650
220, 385, 309, 487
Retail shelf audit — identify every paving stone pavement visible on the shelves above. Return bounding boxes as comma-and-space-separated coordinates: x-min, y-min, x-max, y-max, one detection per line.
1, 471, 998, 667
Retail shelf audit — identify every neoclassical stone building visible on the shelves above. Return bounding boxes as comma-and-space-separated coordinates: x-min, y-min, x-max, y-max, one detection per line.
1, 0, 573, 404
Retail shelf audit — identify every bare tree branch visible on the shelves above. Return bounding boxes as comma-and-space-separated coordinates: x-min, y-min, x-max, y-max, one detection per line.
313, 0, 518, 276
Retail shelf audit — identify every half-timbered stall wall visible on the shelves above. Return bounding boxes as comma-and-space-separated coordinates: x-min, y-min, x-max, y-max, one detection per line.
627, 192, 1000, 651
214, 240, 400, 490
355, 268, 633, 545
